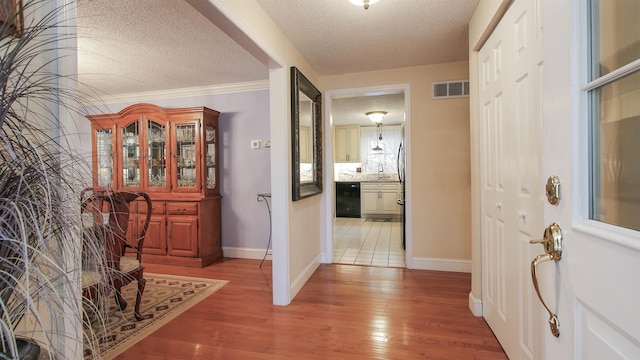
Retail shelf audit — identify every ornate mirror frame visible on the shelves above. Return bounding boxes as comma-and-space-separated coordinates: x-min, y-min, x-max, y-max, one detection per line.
291, 66, 323, 201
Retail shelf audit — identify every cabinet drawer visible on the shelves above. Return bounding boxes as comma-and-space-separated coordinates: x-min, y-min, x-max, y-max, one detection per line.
380, 183, 399, 191
167, 202, 198, 215
361, 183, 378, 191
139, 201, 166, 214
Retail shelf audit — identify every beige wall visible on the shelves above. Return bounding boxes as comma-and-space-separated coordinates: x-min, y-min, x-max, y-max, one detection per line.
320, 62, 472, 266
209, 0, 323, 305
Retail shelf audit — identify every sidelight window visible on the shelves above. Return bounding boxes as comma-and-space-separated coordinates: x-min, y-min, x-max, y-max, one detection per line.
587, 0, 640, 231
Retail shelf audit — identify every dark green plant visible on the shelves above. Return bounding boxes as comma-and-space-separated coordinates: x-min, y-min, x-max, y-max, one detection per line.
0, 0, 107, 358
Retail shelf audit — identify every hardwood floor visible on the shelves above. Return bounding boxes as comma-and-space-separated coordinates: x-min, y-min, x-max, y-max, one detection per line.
116, 259, 506, 359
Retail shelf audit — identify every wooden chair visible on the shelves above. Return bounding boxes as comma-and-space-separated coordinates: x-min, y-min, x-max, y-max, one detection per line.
81, 188, 152, 321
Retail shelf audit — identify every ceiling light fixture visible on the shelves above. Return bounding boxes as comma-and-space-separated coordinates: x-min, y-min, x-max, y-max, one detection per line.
349, 0, 380, 10
366, 111, 387, 123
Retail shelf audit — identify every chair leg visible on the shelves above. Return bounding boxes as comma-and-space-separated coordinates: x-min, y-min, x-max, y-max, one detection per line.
113, 279, 128, 311
134, 270, 146, 321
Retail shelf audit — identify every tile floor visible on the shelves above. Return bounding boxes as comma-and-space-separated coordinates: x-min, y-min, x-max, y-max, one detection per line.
333, 217, 405, 268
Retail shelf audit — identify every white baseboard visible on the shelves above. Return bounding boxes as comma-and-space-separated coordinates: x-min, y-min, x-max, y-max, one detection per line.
469, 292, 483, 316
410, 257, 471, 273
290, 254, 322, 300
222, 246, 271, 260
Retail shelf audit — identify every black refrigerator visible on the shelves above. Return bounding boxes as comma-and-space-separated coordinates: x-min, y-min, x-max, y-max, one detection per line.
397, 125, 406, 248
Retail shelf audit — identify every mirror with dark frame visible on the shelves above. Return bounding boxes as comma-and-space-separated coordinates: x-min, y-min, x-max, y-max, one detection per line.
291, 66, 323, 200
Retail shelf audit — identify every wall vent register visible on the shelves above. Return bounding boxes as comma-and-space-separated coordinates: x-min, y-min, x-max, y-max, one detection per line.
432, 80, 470, 99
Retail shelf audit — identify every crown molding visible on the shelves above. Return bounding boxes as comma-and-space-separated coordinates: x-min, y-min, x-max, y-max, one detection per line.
83, 80, 270, 106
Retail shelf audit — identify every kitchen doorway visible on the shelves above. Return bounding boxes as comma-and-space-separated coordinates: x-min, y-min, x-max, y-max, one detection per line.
324, 85, 410, 268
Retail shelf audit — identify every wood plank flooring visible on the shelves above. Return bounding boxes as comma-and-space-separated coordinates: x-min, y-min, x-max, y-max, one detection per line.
115, 259, 506, 359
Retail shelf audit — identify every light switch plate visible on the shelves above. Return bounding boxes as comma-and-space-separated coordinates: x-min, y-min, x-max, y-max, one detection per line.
251, 140, 261, 149
263, 140, 271, 148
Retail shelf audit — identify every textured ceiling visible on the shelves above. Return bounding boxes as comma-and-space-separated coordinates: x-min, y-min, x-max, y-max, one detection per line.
255, 0, 478, 75
75, 0, 477, 121
332, 93, 405, 126
76, 0, 269, 97
76, 0, 477, 96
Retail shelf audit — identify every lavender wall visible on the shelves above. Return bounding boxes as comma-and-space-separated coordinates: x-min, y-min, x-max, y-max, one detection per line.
84, 90, 271, 255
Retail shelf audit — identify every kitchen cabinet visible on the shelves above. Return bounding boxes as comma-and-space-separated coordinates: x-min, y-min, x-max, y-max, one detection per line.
87, 104, 222, 267
335, 125, 360, 162
361, 182, 402, 215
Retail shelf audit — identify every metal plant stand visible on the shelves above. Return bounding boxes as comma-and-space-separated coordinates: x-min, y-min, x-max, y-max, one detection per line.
256, 193, 272, 267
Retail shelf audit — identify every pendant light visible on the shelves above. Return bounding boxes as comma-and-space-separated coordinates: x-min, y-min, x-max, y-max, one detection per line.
372, 123, 383, 151
349, 0, 380, 10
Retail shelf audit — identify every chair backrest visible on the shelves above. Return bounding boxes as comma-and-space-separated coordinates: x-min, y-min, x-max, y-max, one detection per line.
81, 188, 152, 268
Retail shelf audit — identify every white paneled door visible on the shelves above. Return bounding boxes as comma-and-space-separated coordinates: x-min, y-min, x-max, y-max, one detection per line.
479, 0, 544, 358
480, 0, 640, 359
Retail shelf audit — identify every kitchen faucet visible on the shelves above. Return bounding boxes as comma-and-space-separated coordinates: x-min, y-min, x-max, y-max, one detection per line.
377, 163, 384, 180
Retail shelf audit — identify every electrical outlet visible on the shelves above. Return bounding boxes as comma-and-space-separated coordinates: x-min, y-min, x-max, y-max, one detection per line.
251, 140, 261, 149
263, 140, 271, 148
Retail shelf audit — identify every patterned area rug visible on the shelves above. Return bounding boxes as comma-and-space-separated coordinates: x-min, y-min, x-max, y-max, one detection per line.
84, 273, 228, 359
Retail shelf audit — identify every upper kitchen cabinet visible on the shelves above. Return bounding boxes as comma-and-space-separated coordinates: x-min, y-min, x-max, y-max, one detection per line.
335, 125, 360, 163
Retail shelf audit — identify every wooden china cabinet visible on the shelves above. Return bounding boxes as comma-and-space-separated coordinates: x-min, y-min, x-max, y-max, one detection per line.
87, 103, 222, 267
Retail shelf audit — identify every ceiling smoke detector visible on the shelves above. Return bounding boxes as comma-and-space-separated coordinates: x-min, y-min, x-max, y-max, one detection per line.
349, 0, 380, 10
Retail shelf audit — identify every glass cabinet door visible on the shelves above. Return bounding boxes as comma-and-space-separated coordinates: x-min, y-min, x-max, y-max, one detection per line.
146, 119, 168, 189
95, 128, 114, 187
175, 123, 197, 190
121, 121, 141, 188
205, 125, 216, 189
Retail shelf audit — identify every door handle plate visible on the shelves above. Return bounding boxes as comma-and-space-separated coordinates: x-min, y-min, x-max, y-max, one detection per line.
530, 222, 563, 337
545, 176, 561, 205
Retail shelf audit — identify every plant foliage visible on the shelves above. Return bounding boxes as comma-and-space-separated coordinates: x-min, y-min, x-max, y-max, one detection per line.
0, 0, 106, 358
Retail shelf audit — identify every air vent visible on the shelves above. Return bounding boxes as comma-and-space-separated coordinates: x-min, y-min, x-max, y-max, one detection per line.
432, 80, 470, 99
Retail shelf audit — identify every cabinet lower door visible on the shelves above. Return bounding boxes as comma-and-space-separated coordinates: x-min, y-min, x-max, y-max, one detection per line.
142, 215, 167, 255
167, 216, 198, 257
381, 191, 401, 214
361, 191, 379, 213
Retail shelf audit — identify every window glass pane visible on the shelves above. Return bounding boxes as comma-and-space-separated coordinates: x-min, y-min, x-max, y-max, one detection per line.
147, 119, 167, 188
591, 70, 640, 231
122, 122, 140, 187
176, 124, 196, 188
591, 0, 640, 77
205, 125, 216, 189
96, 129, 113, 186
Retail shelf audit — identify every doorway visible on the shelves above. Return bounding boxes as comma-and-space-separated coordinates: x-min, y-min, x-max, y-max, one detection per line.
324, 85, 410, 268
